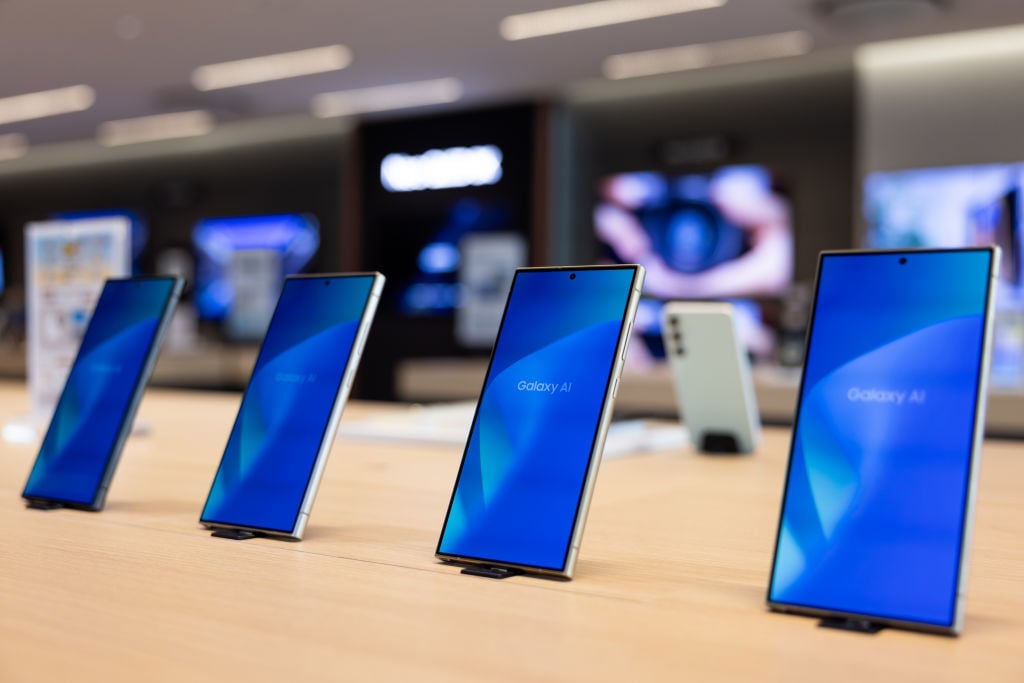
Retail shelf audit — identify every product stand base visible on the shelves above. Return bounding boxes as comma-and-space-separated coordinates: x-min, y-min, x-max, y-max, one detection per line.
211, 529, 261, 541
700, 432, 740, 453
26, 500, 64, 511
818, 617, 886, 634
461, 566, 523, 579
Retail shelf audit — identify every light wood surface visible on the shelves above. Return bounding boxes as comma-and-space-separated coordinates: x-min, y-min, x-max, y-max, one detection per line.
1, 383, 1022, 682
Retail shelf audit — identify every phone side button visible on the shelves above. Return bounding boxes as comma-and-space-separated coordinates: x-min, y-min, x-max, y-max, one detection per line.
612, 377, 619, 398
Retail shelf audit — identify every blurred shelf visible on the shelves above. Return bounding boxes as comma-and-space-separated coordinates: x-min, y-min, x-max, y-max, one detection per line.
396, 357, 1024, 438
0, 345, 258, 391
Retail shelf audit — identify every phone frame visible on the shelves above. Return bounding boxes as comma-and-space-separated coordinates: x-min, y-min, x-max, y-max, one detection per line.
766, 247, 1000, 635
199, 272, 384, 541
661, 301, 761, 454
22, 276, 185, 511
435, 264, 645, 579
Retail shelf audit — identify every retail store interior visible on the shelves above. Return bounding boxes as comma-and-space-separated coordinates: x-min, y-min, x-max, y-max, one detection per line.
3, 1, 1024, 680
3, 2, 1024, 430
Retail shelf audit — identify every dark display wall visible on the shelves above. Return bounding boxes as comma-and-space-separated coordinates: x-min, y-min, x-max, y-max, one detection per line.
356, 103, 543, 400
0, 130, 347, 300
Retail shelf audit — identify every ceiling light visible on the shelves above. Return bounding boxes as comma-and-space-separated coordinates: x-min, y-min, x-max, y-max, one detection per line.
857, 23, 1024, 69
192, 45, 352, 91
97, 110, 215, 147
603, 31, 813, 79
0, 85, 95, 126
311, 78, 463, 118
500, 0, 725, 41
0, 133, 28, 161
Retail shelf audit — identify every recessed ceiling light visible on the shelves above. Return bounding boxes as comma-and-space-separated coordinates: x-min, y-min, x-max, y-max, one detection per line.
311, 78, 463, 118
857, 23, 1024, 69
192, 45, 352, 91
97, 110, 215, 147
0, 133, 29, 162
603, 31, 813, 79
0, 85, 95, 126
500, 0, 725, 41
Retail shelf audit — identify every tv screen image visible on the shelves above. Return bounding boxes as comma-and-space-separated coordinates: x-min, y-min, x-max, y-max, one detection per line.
865, 164, 1024, 386
191, 214, 319, 323
594, 166, 794, 363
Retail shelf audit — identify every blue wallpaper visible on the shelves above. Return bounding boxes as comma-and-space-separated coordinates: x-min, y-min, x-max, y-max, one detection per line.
438, 267, 637, 571
23, 278, 179, 506
201, 275, 376, 534
770, 250, 993, 627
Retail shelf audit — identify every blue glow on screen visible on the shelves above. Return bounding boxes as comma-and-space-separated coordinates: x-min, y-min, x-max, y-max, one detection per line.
201, 275, 375, 533
438, 267, 636, 571
770, 250, 993, 627
192, 214, 319, 320
23, 278, 178, 505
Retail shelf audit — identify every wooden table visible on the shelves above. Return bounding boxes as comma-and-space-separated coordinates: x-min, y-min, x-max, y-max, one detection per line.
1, 384, 1022, 682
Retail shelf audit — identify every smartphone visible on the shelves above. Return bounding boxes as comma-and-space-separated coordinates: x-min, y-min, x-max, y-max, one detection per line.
22, 277, 184, 511
436, 264, 644, 578
200, 273, 384, 540
661, 301, 760, 453
767, 248, 999, 635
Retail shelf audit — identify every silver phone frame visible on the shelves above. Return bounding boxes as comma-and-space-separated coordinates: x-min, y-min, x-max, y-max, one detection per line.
766, 247, 1000, 635
435, 264, 645, 579
200, 272, 384, 541
661, 301, 761, 454
22, 276, 185, 511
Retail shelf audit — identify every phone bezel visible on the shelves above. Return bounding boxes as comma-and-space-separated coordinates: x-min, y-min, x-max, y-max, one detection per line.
435, 263, 644, 578
198, 272, 384, 540
765, 247, 1000, 635
22, 276, 184, 511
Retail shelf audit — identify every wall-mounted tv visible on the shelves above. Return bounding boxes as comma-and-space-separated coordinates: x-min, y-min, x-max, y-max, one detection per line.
864, 163, 1024, 385
594, 165, 794, 361
864, 164, 1022, 288
191, 213, 319, 322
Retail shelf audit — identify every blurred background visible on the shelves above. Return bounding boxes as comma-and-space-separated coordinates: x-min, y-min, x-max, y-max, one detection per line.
2, 0, 1024, 424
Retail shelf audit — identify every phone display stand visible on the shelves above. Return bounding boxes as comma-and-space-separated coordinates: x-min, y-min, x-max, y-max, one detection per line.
461, 566, 523, 580
25, 500, 64, 511
818, 617, 886, 634
211, 529, 261, 541
700, 432, 741, 454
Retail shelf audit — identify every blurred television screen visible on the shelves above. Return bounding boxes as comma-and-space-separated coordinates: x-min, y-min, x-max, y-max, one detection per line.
383, 198, 525, 321
865, 164, 1023, 288
865, 163, 1024, 385
594, 166, 794, 363
192, 213, 319, 322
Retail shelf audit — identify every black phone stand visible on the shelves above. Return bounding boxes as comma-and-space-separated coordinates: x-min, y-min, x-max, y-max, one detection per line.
211, 529, 261, 541
700, 432, 741, 454
461, 566, 523, 580
26, 500, 64, 511
818, 617, 886, 634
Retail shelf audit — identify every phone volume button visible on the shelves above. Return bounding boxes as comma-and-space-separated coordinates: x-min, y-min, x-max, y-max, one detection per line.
612, 377, 620, 398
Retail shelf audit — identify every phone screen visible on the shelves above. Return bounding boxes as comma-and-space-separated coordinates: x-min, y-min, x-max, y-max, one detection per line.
437, 266, 640, 573
200, 274, 379, 535
768, 249, 996, 630
23, 277, 181, 507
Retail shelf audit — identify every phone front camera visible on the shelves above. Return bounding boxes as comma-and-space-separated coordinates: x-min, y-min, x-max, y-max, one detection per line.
324, 280, 331, 286
569, 273, 576, 280
899, 257, 907, 265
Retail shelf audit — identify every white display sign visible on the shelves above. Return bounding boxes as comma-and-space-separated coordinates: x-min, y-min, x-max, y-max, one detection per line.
226, 249, 283, 341
25, 218, 131, 418
380, 145, 503, 192
455, 232, 527, 348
